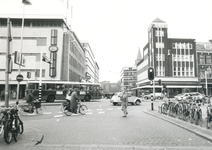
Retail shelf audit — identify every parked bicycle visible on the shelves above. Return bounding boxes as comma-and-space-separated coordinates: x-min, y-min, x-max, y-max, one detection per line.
0, 105, 23, 144
19, 100, 46, 116
61, 99, 88, 116
206, 102, 212, 129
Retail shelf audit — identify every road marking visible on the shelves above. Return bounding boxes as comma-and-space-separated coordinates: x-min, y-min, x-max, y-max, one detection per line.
54, 115, 63, 118
86, 112, 93, 115
72, 114, 79, 116
87, 109, 92, 111
117, 108, 121, 110
98, 112, 105, 114
43, 112, 52, 114
97, 109, 103, 111
107, 108, 113, 110
58, 111, 63, 114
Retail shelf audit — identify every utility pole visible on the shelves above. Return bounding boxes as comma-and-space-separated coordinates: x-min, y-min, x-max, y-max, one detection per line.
5, 18, 11, 108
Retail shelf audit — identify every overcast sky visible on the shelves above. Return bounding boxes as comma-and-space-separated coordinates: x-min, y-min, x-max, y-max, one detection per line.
1, 0, 212, 83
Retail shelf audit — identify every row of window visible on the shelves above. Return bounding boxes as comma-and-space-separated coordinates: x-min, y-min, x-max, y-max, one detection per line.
199, 54, 211, 64
173, 67, 194, 77
69, 55, 84, 74
0, 22, 62, 27
172, 43, 193, 49
70, 43, 84, 63
173, 54, 194, 62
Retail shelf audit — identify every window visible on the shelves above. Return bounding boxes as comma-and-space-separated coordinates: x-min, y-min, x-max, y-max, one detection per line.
206, 55, 211, 64
155, 30, 164, 36
156, 42, 164, 48
199, 55, 205, 64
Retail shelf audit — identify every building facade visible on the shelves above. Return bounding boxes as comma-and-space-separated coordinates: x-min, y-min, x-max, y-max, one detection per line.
120, 66, 137, 91
81, 42, 99, 83
196, 42, 212, 95
136, 18, 200, 98
0, 0, 99, 98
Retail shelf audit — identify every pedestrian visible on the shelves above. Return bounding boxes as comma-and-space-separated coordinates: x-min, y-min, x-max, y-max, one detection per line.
1, 90, 5, 101
69, 88, 80, 113
120, 87, 128, 117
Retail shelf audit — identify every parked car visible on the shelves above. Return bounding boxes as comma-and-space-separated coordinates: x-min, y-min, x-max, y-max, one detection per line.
174, 93, 192, 101
189, 92, 205, 103
110, 92, 141, 105
143, 93, 163, 100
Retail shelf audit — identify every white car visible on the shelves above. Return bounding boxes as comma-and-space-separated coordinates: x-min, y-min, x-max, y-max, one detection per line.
110, 92, 141, 106
143, 93, 163, 100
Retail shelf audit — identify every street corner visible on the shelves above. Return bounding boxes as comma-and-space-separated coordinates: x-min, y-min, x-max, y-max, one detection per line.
0, 126, 44, 149
25, 126, 44, 146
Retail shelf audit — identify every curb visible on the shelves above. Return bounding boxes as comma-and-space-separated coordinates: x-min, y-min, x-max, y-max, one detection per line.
143, 109, 212, 143
26, 127, 44, 146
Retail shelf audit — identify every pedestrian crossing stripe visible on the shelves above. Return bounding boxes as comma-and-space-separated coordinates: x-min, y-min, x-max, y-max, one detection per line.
98, 112, 105, 114
54, 115, 63, 118
43, 112, 52, 114
86, 112, 93, 115
97, 109, 103, 111
107, 108, 113, 110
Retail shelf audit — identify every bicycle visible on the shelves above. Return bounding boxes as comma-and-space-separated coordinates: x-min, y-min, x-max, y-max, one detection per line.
12, 103, 24, 142
19, 100, 46, 116
61, 99, 88, 116
0, 105, 23, 144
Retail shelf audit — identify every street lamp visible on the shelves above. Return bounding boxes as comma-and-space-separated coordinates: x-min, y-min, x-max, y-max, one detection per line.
16, 0, 32, 103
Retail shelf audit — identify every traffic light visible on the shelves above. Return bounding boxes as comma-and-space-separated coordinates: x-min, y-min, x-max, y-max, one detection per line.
148, 67, 154, 81
27, 72, 31, 79
158, 79, 161, 86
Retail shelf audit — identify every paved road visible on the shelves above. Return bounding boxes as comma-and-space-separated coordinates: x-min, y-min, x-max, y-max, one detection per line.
1, 99, 212, 149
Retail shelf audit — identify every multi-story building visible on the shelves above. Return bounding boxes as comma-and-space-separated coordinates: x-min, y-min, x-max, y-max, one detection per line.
81, 42, 99, 83
0, 0, 99, 98
136, 18, 200, 98
120, 65, 137, 91
196, 41, 212, 95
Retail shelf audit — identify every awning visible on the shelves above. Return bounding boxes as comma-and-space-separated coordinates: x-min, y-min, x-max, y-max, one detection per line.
133, 85, 202, 89
167, 85, 202, 88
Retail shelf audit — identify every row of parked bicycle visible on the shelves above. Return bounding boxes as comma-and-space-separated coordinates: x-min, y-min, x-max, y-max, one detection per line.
159, 97, 212, 129
0, 103, 23, 144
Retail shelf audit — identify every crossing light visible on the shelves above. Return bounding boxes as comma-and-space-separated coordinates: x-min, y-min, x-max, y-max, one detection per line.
158, 79, 161, 86
148, 67, 154, 81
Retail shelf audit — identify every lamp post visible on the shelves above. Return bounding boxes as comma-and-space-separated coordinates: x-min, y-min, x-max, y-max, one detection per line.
16, 0, 32, 103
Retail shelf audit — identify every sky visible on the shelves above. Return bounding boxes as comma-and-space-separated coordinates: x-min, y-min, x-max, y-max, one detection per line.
70, 0, 212, 82
0, 0, 212, 83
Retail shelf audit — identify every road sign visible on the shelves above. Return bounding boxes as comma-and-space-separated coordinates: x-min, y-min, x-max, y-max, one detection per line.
16, 74, 23, 82
85, 76, 91, 80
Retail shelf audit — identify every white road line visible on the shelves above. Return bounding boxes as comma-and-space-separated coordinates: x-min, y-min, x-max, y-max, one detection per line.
72, 114, 79, 116
58, 111, 63, 114
87, 109, 92, 111
86, 112, 93, 115
98, 112, 105, 114
117, 108, 121, 110
54, 115, 63, 118
97, 109, 103, 111
107, 108, 113, 110
43, 112, 52, 114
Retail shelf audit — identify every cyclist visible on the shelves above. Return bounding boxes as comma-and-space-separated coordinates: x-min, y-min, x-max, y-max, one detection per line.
70, 88, 81, 114
25, 90, 38, 113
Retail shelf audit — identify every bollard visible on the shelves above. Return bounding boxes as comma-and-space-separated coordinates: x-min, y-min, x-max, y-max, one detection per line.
151, 95, 154, 110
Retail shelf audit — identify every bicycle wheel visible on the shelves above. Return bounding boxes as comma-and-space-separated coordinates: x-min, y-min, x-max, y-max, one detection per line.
79, 105, 88, 115
17, 118, 24, 134
4, 120, 13, 144
36, 106, 46, 114
19, 105, 30, 116
64, 105, 72, 116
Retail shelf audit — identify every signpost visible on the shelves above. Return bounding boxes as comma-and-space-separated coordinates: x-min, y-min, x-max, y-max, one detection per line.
16, 74, 23, 82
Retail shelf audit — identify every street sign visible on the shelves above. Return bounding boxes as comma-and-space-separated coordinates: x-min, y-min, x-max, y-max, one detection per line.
85, 76, 91, 80
16, 74, 23, 82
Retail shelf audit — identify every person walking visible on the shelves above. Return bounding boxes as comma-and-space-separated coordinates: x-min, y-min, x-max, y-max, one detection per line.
1, 90, 5, 101
120, 87, 128, 117
69, 88, 80, 114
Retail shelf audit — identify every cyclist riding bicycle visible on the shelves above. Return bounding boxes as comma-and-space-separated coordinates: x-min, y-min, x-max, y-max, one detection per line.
25, 90, 39, 113
69, 88, 81, 114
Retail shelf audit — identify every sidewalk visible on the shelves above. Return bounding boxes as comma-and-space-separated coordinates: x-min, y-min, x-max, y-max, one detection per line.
143, 100, 212, 143
0, 99, 44, 150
